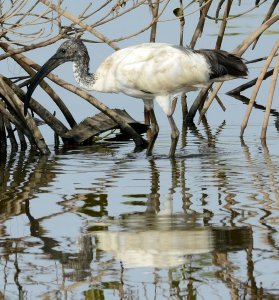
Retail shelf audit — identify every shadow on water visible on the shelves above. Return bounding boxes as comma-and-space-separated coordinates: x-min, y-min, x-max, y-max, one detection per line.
1, 119, 279, 299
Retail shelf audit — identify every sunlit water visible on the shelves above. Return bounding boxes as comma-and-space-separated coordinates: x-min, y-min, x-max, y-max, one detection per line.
1, 100, 279, 299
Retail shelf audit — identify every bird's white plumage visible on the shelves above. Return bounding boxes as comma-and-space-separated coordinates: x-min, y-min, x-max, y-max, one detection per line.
83, 43, 211, 115
25, 38, 247, 157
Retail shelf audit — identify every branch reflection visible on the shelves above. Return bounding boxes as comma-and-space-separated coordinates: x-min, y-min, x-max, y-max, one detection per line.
0, 124, 279, 299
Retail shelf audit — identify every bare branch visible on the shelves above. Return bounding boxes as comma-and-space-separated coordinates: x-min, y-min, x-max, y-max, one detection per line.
38, 0, 119, 50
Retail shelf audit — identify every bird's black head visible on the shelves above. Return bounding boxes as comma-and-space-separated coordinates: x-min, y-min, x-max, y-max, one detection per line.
55, 39, 89, 62
24, 39, 89, 115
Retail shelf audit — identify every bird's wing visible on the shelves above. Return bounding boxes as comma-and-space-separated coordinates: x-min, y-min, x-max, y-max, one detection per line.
95, 44, 211, 95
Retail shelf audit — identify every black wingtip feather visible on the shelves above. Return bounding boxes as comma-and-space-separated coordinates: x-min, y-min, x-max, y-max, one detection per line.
196, 49, 248, 79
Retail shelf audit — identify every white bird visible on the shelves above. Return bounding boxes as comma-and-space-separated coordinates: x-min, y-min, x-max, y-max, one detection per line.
24, 39, 248, 157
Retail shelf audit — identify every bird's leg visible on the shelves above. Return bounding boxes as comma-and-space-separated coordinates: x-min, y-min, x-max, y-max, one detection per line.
168, 98, 179, 158
144, 106, 152, 141
170, 97, 178, 116
146, 108, 159, 156
168, 115, 179, 157
144, 100, 159, 156
143, 99, 152, 140
144, 106, 151, 126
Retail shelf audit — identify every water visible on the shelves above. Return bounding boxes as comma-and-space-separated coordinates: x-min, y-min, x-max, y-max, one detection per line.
1, 110, 279, 299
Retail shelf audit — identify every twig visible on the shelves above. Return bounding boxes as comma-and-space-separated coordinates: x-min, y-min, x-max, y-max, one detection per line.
215, 0, 225, 23
92, 0, 146, 28
0, 31, 66, 61
227, 69, 274, 94
160, 0, 214, 22
4, 116, 18, 151
189, 0, 212, 49
148, 0, 160, 43
197, 83, 223, 124
210, 87, 226, 111
0, 101, 25, 139
0, 42, 77, 129
1, 0, 28, 22
3, 77, 70, 139
17, 127, 28, 150
186, 87, 209, 123
245, 54, 278, 64
38, 0, 119, 50
207, 0, 269, 22
215, 0, 233, 50
177, 0, 185, 46
57, 0, 62, 32
111, 0, 171, 43
252, 0, 278, 49
0, 77, 50, 154
0, 107, 7, 153
260, 55, 279, 139
85, 1, 112, 19
234, 14, 279, 56
1, 0, 54, 44
240, 40, 279, 137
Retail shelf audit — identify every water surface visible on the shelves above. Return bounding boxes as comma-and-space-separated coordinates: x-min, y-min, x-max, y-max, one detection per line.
1, 113, 279, 299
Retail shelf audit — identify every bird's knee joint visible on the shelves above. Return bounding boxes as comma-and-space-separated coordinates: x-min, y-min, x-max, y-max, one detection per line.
171, 131, 179, 140
153, 124, 159, 134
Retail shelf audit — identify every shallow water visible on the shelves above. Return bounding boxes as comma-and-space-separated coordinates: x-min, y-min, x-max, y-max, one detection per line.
1, 107, 279, 299
1, 1, 279, 299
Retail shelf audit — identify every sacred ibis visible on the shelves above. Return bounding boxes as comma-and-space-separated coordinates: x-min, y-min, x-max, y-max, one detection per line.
24, 39, 248, 157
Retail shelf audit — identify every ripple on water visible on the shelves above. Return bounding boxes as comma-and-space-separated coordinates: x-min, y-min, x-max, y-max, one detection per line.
1, 117, 279, 299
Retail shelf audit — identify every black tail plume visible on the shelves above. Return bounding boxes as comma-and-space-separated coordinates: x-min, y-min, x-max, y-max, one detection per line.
196, 49, 248, 80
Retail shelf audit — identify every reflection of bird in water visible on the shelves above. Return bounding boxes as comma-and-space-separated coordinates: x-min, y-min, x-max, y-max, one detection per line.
24, 39, 248, 157
94, 156, 212, 269
95, 225, 213, 268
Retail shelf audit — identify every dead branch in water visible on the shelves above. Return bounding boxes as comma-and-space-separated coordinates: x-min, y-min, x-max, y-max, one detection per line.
227, 69, 274, 94
252, 0, 278, 49
261, 55, 279, 139
189, 0, 213, 49
240, 40, 279, 137
0, 76, 50, 154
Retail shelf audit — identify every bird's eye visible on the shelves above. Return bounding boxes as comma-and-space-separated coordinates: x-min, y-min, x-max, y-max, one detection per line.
61, 49, 66, 53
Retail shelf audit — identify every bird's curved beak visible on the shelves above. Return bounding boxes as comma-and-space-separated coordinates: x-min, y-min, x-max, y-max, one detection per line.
24, 53, 66, 116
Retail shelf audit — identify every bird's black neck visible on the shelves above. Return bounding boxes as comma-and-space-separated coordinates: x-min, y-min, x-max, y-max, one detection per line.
73, 55, 96, 89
